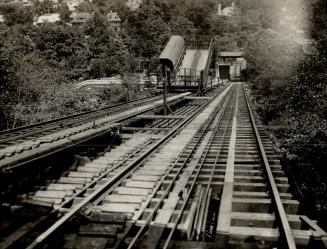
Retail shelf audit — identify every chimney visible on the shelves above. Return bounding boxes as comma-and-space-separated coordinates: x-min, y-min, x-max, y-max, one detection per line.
231, 2, 235, 8
218, 3, 222, 15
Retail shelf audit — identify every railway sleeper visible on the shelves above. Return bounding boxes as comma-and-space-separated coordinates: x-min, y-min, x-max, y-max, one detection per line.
231, 198, 299, 214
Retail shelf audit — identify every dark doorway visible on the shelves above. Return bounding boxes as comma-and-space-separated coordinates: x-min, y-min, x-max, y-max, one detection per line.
219, 65, 230, 79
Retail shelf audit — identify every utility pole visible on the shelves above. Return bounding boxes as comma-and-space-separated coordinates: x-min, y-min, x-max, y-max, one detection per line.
163, 66, 168, 116
162, 65, 172, 116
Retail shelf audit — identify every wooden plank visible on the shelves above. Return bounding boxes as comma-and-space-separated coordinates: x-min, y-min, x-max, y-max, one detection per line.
136, 170, 164, 176
34, 190, 70, 199
68, 172, 96, 178
76, 167, 104, 173
89, 211, 126, 224
136, 115, 187, 120
57, 177, 87, 185
124, 181, 156, 189
217, 92, 238, 235
115, 187, 151, 196
0, 216, 48, 249
103, 194, 145, 204
28, 197, 62, 206
63, 236, 110, 249
122, 127, 171, 132
79, 224, 118, 237
131, 175, 160, 182
185, 96, 212, 100
154, 132, 212, 226
141, 165, 168, 171
231, 212, 302, 230
100, 203, 137, 213
46, 184, 79, 191
229, 226, 279, 240
300, 216, 327, 237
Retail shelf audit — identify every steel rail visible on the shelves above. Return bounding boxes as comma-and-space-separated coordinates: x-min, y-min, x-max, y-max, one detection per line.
242, 83, 297, 249
26, 86, 229, 249
199, 88, 237, 240
190, 90, 236, 240
162, 87, 237, 249
126, 86, 233, 249
57, 139, 154, 210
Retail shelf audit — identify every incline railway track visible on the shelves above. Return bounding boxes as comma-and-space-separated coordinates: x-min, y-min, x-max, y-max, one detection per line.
0, 83, 326, 249
0, 96, 166, 150
0, 93, 189, 202
0, 85, 228, 249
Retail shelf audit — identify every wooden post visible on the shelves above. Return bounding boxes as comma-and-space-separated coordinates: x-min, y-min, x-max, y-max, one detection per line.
162, 66, 169, 116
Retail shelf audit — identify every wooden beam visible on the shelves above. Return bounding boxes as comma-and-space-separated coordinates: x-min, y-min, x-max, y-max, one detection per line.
121, 127, 171, 132
185, 96, 212, 100
136, 115, 187, 120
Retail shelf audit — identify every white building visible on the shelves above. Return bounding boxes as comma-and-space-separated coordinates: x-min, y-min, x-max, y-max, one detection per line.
33, 13, 60, 25
0, 15, 4, 23
12, 0, 33, 6
63, 0, 88, 11
107, 10, 121, 32
217, 2, 238, 17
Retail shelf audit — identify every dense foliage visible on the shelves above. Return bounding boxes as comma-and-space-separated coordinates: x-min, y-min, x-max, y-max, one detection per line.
243, 0, 327, 225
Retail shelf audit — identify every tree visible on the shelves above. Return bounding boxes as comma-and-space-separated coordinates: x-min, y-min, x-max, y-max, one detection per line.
31, 24, 86, 63
244, 29, 301, 80
168, 16, 195, 36
33, 0, 56, 15
0, 4, 33, 26
58, 4, 71, 23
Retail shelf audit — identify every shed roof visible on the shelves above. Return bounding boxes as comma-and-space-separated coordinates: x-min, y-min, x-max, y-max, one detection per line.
34, 13, 60, 25
70, 12, 92, 23
218, 51, 244, 57
76, 77, 124, 89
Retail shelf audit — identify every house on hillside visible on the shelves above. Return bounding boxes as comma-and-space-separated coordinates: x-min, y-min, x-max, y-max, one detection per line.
63, 0, 86, 11
217, 2, 238, 17
126, 0, 142, 11
107, 11, 121, 32
13, 0, 33, 6
33, 13, 61, 25
70, 12, 92, 25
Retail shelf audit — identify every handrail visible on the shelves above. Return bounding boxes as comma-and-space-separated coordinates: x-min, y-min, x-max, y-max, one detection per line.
174, 45, 186, 73
200, 37, 213, 89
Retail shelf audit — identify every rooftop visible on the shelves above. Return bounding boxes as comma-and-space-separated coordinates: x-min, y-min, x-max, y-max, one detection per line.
34, 13, 60, 25
218, 51, 244, 57
70, 12, 93, 24
126, 0, 142, 11
76, 77, 124, 89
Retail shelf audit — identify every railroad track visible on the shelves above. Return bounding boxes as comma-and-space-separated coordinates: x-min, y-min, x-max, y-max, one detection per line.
0, 93, 190, 172
1, 83, 326, 249
0, 95, 166, 151
0, 93, 190, 226
0, 86, 227, 249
